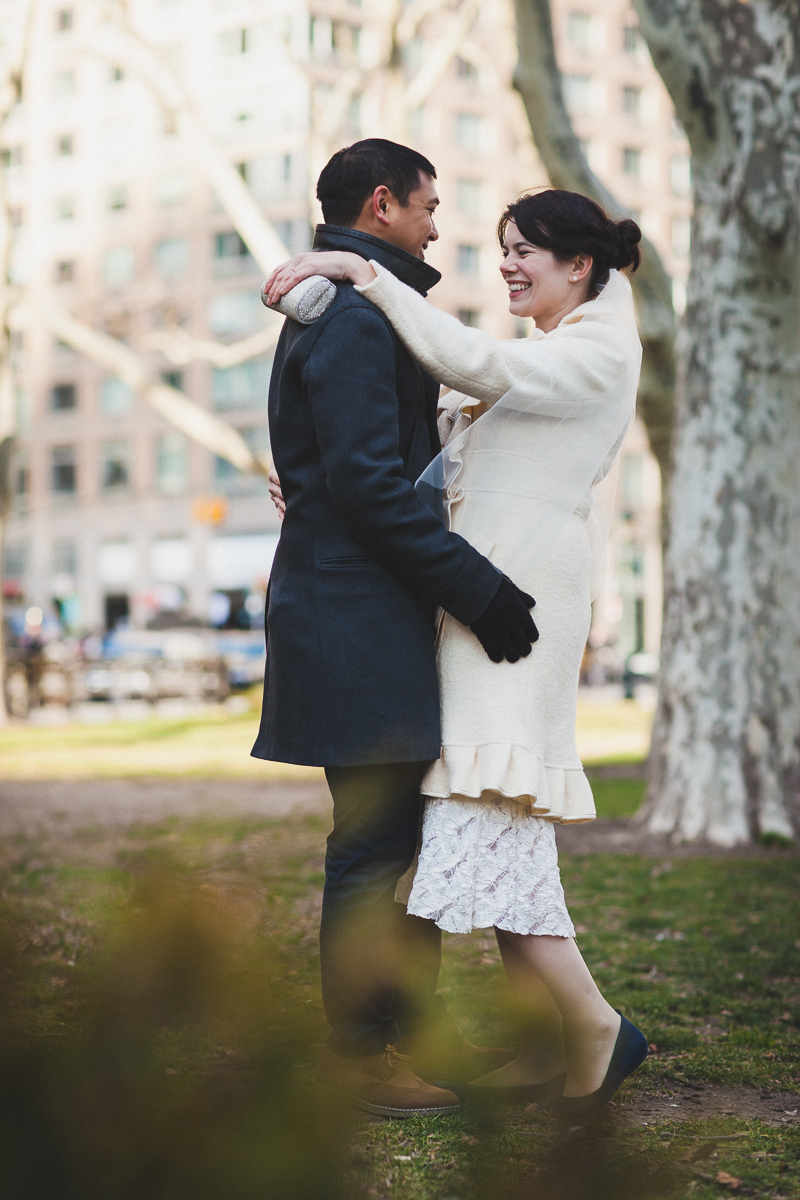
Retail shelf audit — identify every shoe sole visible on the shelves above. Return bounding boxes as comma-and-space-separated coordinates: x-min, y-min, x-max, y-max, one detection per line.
354, 1098, 461, 1118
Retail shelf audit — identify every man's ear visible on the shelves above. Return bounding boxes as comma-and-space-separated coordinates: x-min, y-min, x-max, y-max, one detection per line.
372, 185, 391, 227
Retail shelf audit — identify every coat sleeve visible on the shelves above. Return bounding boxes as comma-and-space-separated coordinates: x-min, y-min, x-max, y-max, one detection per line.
304, 305, 502, 625
355, 262, 544, 403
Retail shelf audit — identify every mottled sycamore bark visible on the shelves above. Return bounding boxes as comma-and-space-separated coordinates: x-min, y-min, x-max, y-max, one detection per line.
513, 0, 676, 487
633, 0, 800, 844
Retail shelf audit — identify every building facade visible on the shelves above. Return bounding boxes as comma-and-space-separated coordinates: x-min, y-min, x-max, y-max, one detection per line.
1, 0, 679, 663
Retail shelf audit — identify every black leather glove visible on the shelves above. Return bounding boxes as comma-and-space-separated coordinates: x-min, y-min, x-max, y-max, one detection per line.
470, 575, 539, 663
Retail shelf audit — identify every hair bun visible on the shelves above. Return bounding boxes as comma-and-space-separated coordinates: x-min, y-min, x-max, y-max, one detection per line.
612, 218, 642, 272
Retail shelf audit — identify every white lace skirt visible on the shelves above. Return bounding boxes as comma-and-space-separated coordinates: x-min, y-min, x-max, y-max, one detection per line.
403, 792, 575, 937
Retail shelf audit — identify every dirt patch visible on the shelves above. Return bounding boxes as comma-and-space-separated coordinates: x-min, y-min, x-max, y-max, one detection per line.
616, 1081, 800, 1128
0, 777, 330, 837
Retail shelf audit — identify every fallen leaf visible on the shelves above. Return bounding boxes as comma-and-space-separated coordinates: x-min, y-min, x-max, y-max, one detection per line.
461, 1135, 480, 1146
716, 1170, 741, 1189
648, 1043, 659, 1053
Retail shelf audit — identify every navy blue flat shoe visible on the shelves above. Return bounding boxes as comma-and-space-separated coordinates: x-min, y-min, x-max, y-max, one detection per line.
463, 1071, 567, 1109
550, 1013, 648, 1119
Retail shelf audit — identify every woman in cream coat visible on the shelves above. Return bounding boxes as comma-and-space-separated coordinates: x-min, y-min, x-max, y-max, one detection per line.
265, 189, 649, 1115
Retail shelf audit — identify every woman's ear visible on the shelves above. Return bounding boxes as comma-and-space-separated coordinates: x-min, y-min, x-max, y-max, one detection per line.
570, 254, 593, 282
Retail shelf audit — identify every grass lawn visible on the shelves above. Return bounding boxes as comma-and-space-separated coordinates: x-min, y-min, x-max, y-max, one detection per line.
0, 693, 654, 780
2, 782, 798, 1199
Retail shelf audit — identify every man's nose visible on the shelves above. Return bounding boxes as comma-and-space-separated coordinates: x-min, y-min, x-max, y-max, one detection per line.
428, 218, 439, 242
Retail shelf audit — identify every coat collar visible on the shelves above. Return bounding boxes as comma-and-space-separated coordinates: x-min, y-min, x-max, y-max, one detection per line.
313, 225, 441, 296
559, 269, 631, 325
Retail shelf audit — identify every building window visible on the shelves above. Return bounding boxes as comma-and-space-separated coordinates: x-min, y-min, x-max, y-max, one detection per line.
55, 194, 75, 220
622, 147, 642, 178
456, 179, 482, 217
103, 246, 134, 287
55, 134, 74, 157
455, 56, 478, 80
14, 454, 29, 497
457, 244, 480, 276
455, 113, 482, 152
154, 237, 190, 278
108, 184, 127, 211
310, 16, 333, 60
51, 382, 76, 411
156, 173, 187, 206
212, 359, 272, 411
623, 25, 641, 54
671, 215, 691, 258
567, 11, 592, 51
275, 221, 294, 252
55, 8, 74, 31
52, 445, 76, 493
214, 231, 250, 260
1, 145, 23, 168
345, 93, 361, 136
156, 433, 188, 495
208, 291, 264, 339
53, 538, 77, 575
100, 377, 134, 416
622, 86, 641, 117
457, 310, 480, 327
213, 231, 253, 276
213, 426, 270, 495
55, 259, 75, 283
671, 155, 692, 197
53, 70, 76, 96
9, 206, 23, 228
219, 28, 249, 54
110, 65, 125, 82
4, 541, 28, 579
101, 439, 130, 491
563, 74, 592, 113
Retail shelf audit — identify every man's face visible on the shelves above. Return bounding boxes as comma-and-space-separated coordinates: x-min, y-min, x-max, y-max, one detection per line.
356, 173, 440, 259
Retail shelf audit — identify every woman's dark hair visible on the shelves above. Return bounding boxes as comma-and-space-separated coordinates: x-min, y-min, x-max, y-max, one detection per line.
317, 139, 437, 227
497, 189, 641, 292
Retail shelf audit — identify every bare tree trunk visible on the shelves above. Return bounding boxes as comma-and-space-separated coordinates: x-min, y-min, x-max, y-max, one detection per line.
512, 0, 676, 488
633, 0, 800, 844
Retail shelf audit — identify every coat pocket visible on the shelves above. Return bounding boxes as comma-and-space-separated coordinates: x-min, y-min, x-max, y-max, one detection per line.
319, 555, 376, 569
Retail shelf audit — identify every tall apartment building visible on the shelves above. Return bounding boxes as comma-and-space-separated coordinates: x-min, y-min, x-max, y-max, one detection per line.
2, 0, 682, 662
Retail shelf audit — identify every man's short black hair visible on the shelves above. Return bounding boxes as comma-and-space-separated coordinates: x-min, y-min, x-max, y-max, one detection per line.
316, 139, 437, 227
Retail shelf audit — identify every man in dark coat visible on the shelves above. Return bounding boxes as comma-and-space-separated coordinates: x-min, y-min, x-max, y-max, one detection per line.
252, 140, 538, 1116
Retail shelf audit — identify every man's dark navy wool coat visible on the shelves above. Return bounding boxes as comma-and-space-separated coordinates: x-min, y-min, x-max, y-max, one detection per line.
251, 226, 501, 768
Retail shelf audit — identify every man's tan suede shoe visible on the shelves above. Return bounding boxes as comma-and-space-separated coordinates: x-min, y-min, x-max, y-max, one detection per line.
400, 1016, 515, 1084
314, 1045, 460, 1118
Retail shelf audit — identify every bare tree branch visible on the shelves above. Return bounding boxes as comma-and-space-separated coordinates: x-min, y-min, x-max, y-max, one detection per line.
77, 9, 290, 273
21, 304, 268, 476
142, 324, 281, 369
512, 0, 676, 489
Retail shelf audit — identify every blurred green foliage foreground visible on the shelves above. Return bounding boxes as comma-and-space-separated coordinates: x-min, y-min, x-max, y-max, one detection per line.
0, 783, 798, 1198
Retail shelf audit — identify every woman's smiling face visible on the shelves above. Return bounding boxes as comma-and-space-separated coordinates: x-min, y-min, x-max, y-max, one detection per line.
499, 220, 592, 332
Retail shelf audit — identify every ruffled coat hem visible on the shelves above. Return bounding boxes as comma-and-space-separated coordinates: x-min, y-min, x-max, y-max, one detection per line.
420, 741, 596, 825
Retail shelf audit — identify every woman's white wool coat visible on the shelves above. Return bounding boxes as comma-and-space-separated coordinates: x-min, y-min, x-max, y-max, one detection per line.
356, 265, 642, 825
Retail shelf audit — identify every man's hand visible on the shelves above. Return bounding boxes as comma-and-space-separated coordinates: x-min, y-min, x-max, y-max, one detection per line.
269, 464, 285, 521
470, 575, 539, 663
